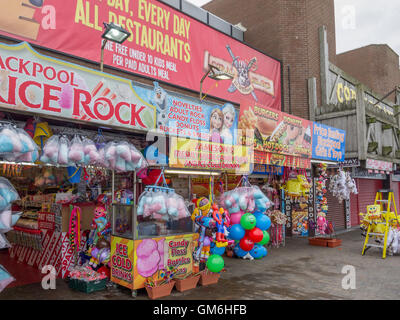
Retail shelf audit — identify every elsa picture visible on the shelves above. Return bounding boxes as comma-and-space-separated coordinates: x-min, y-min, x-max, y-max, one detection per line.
220, 103, 236, 145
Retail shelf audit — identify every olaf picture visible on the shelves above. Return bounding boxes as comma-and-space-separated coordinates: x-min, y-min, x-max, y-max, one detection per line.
151, 81, 169, 129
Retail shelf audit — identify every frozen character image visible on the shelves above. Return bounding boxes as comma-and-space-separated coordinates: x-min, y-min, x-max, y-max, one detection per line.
151, 82, 168, 129
209, 108, 224, 143
220, 103, 236, 145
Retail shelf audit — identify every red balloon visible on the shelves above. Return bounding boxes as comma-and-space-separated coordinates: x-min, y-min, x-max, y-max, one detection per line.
239, 237, 254, 251
248, 227, 263, 243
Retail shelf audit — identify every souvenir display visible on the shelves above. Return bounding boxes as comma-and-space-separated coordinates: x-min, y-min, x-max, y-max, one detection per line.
329, 168, 358, 203
221, 176, 272, 260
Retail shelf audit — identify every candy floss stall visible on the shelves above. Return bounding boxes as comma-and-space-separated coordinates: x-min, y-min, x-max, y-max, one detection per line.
110, 168, 199, 298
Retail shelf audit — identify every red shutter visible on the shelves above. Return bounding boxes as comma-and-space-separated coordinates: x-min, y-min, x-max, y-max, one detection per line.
357, 179, 383, 213
326, 183, 346, 230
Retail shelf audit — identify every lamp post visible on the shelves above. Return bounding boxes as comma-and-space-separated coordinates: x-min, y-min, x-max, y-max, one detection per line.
200, 64, 233, 100
100, 22, 131, 72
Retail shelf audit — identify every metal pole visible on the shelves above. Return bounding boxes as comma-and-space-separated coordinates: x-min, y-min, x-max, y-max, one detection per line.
133, 170, 137, 240
100, 39, 108, 72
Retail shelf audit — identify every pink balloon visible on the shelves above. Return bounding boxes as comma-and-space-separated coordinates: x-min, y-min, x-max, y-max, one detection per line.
230, 212, 243, 225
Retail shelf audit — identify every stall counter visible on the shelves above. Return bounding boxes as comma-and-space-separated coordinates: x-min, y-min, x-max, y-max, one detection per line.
110, 233, 199, 290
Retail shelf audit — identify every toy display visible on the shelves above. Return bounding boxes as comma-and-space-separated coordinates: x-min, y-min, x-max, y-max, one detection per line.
89, 205, 111, 247
315, 163, 329, 235
329, 168, 358, 203
222, 177, 272, 260
88, 238, 111, 269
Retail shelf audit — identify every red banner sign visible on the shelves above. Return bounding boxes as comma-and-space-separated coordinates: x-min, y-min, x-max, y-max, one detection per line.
0, 0, 281, 109
254, 151, 311, 169
238, 99, 313, 159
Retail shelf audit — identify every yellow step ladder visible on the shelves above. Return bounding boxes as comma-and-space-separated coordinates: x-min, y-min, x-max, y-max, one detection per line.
361, 189, 400, 259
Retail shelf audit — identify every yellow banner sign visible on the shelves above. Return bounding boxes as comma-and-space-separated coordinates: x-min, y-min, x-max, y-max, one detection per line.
169, 137, 251, 173
133, 234, 198, 290
110, 236, 134, 289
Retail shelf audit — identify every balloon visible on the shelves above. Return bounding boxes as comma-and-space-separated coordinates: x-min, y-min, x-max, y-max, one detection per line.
260, 246, 268, 258
206, 254, 224, 273
230, 212, 243, 225
240, 213, 257, 230
228, 224, 245, 240
233, 243, 249, 257
249, 244, 264, 259
203, 236, 211, 246
239, 237, 254, 251
253, 210, 264, 219
256, 214, 271, 231
248, 227, 264, 243
257, 231, 270, 245
211, 245, 226, 255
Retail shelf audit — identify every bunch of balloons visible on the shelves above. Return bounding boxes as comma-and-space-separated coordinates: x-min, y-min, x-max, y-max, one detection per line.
229, 211, 271, 260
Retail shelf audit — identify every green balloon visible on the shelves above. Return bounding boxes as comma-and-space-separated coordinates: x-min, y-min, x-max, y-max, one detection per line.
206, 254, 225, 273
257, 230, 270, 245
240, 213, 257, 230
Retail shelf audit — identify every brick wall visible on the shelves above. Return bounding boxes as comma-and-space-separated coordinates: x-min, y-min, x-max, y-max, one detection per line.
337, 45, 400, 102
204, 0, 337, 119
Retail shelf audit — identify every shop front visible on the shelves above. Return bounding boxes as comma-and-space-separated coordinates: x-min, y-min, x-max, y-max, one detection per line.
311, 122, 347, 232
0, 41, 158, 282
236, 98, 316, 239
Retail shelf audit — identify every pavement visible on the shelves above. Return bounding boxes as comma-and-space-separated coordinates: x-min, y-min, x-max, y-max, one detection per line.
1, 229, 399, 300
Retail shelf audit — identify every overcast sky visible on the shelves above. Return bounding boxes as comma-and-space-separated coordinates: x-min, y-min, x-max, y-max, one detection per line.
186, 0, 400, 57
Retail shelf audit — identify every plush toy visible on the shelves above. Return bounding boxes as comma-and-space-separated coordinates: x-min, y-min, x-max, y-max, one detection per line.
317, 212, 327, 235
88, 237, 111, 269
191, 197, 212, 221
89, 206, 110, 246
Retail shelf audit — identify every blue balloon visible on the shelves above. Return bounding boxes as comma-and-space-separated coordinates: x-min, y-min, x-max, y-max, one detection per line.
253, 210, 263, 219
211, 246, 226, 255
260, 246, 268, 258
256, 214, 271, 231
233, 243, 249, 257
228, 224, 246, 240
249, 244, 264, 259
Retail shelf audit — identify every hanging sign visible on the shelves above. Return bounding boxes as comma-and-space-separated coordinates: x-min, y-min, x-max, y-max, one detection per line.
169, 137, 251, 173
0, 0, 281, 108
252, 164, 284, 175
238, 99, 313, 159
366, 159, 393, 172
312, 122, 346, 162
0, 42, 156, 131
253, 151, 311, 169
